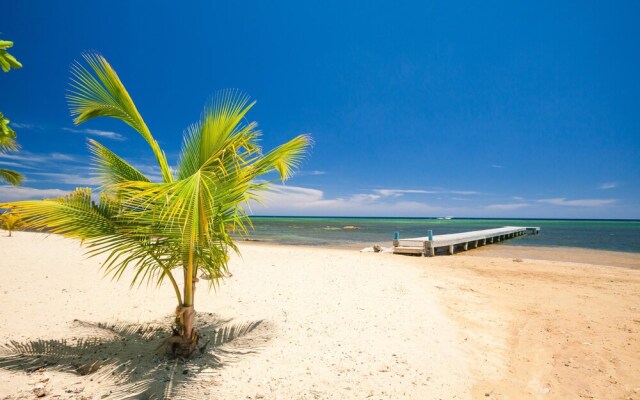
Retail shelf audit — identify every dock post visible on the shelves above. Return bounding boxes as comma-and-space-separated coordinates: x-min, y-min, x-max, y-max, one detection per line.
427, 230, 435, 256
393, 231, 399, 247
448, 245, 454, 255
463, 242, 468, 251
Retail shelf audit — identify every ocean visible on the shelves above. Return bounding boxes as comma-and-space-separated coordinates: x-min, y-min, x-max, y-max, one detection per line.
239, 217, 640, 253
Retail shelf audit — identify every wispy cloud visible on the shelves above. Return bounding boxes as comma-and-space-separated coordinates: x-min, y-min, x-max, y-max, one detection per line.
29, 173, 99, 186
350, 193, 382, 202
249, 184, 458, 217
491, 164, 503, 168
538, 198, 616, 207
63, 127, 125, 141
598, 182, 618, 190
0, 151, 78, 164
447, 190, 480, 195
50, 153, 75, 161
0, 186, 68, 202
374, 188, 480, 197
0, 160, 38, 170
374, 189, 429, 197
10, 122, 42, 130
297, 170, 326, 176
486, 203, 531, 210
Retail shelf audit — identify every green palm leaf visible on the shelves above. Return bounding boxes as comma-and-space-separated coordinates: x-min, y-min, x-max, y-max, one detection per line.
88, 139, 150, 186
0, 169, 23, 186
67, 53, 172, 183
0, 112, 19, 151
0, 40, 22, 72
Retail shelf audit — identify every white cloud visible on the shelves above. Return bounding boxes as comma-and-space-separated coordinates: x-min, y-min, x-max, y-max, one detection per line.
486, 203, 531, 210
512, 196, 525, 201
373, 188, 479, 197
0, 161, 37, 170
0, 152, 77, 164
297, 170, 326, 176
63, 127, 125, 141
538, 198, 616, 207
491, 164, 503, 168
0, 186, 68, 202
598, 182, 618, 190
350, 193, 382, 202
29, 173, 99, 186
249, 184, 455, 216
10, 122, 41, 130
50, 153, 75, 161
0, 153, 47, 163
448, 190, 480, 195
374, 189, 429, 197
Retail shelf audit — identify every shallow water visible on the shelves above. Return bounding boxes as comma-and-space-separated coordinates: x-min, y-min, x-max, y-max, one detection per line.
237, 217, 640, 253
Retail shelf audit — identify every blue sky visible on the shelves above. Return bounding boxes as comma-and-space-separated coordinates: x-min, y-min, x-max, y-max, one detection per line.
2, 1, 639, 218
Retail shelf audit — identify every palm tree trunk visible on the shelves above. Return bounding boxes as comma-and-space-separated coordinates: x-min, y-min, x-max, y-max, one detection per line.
170, 244, 199, 357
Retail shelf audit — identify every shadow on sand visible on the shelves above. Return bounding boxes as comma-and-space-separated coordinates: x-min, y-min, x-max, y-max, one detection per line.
0, 313, 269, 399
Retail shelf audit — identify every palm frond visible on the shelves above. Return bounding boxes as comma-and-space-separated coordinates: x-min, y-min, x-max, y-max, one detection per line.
0, 169, 23, 186
3, 188, 116, 239
67, 53, 172, 182
253, 134, 312, 180
0, 112, 19, 151
88, 139, 150, 186
0, 39, 22, 72
176, 90, 259, 180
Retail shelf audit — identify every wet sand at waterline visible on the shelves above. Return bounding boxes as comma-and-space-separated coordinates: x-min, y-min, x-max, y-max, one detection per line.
0, 231, 638, 399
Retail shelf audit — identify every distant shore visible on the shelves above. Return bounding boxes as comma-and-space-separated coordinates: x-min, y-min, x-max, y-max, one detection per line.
1, 230, 638, 399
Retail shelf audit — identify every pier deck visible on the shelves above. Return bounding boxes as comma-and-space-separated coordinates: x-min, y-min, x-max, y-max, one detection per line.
393, 226, 540, 256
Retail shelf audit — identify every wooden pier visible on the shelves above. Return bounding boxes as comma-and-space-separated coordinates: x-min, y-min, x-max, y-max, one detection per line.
393, 226, 540, 256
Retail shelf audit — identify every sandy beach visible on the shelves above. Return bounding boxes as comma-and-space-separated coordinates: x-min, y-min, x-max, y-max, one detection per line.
1, 231, 639, 399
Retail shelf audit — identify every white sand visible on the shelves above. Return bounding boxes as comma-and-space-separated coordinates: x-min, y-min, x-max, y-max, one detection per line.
0, 231, 471, 399
3, 230, 639, 399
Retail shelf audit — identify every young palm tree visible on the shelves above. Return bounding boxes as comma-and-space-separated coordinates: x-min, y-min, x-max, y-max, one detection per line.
0, 38, 24, 186
3, 53, 310, 356
0, 210, 22, 236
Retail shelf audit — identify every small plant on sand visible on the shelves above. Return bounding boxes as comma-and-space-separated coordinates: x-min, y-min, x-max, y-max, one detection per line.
4, 53, 310, 357
0, 38, 24, 186
0, 210, 22, 236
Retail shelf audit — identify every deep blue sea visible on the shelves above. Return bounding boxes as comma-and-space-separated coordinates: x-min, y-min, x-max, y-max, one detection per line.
238, 217, 640, 253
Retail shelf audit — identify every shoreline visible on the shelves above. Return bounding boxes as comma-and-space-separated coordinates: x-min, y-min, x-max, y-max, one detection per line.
239, 238, 640, 269
1, 231, 639, 399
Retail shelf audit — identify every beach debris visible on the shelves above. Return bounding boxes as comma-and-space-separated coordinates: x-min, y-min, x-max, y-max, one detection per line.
322, 226, 340, 230
513, 258, 523, 263
33, 383, 47, 397
342, 225, 361, 230
362, 246, 394, 253
539, 387, 551, 394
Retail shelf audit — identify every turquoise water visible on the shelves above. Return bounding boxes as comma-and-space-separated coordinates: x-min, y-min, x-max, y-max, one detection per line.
239, 217, 640, 253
